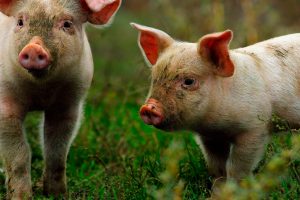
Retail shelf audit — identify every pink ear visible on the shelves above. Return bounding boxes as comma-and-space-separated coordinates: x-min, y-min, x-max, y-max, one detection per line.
131, 23, 173, 66
198, 30, 234, 77
139, 31, 159, 65
0, 0, 16, 15
81, 0, 122, 25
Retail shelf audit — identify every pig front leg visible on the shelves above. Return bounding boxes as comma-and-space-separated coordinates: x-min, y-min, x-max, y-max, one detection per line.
197, 135, 230, 178
226, 128, 269, 180
0, 102, 32, 199
42, 102, 83, 197
196, 135, 230, 195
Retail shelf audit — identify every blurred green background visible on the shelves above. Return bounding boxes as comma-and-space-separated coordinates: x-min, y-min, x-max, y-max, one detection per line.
1, 0, 300, 199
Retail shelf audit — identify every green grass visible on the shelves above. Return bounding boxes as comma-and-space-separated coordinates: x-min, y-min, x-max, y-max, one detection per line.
2, 83, 297, 199
0, 5, 300, 200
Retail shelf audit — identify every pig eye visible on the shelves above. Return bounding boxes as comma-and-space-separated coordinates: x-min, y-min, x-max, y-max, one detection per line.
181, 78, 198, 90
63, 21, 72, 28
62, 20, 73, 30
17, 19, 24, 27
60, 20, 75, 34
184, 78, 195, 86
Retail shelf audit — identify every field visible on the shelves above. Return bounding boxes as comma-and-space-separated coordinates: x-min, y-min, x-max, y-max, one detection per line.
0, 0, 300, 199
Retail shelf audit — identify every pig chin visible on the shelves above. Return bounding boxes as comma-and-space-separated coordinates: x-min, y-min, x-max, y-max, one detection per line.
154, 124, 173, 131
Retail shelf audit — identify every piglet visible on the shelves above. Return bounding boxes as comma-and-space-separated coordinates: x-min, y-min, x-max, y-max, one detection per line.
0, 0, 121, 199
131, 22, 300, 192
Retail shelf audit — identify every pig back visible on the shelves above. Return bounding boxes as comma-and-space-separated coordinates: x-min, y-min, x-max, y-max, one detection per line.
232, 34, 300, 124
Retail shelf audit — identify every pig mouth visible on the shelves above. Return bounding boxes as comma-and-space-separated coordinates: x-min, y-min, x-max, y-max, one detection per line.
153, 118, 179, 132
27, 68, 50, 78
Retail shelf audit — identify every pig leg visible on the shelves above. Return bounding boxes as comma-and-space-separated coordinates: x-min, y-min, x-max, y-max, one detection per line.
197, 135, 230, 178
42, 102, 83, 196
197, 136, 230, 178
0, 102, 31, 199
196, 135, 230, 196
226, 128, 269, 180
276, 101, 300, 127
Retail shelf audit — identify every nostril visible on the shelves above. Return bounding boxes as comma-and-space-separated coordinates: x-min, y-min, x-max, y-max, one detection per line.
144, 110, 153, 119
149, 112, 163, 126
38, 55, 44, 60
140, 109, 152, 125
22, 54, 29, 60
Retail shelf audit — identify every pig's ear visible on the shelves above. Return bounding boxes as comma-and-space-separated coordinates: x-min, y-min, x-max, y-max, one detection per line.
198, 30, 234, 77
80, 0, 122, 25
130, 23, 174, 67
0, 0, 18, 16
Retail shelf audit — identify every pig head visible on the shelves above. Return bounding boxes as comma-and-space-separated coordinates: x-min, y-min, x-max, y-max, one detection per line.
0, 0, 121, 199
0, 0, 121, 80
132, 23, 236, 132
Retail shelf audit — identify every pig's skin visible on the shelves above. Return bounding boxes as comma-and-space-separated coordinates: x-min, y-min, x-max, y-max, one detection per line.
0, 0, 121, 199
132, 23, 300, 190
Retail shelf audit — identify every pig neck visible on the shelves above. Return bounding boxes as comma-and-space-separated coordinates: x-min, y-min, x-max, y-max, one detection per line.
196, 71, 244, 137
196, 49, 273, 137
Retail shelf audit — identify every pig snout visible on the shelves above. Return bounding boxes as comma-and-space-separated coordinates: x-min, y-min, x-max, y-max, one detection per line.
140, 98, 164, 126
18, 37, 50, 71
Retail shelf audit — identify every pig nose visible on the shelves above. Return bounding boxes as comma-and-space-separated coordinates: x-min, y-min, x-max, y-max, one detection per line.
139, 98, 164, 126
19, 41, 50, 70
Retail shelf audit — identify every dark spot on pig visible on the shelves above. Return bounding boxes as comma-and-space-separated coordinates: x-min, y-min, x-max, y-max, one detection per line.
170, 74, 179, 82
250, 52, 259, 61
248, 52, 263, 69
180, 48, 187, 53
274, 49, 287, 58
161, 82, 168, 91
193, 100, 203, 108
169, 54, 175, 61
161, 62, 171, 78
279, 58, 287, 68
236, 50, 262, 67
265, 44, 288, 58
176, 90, 185, 99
